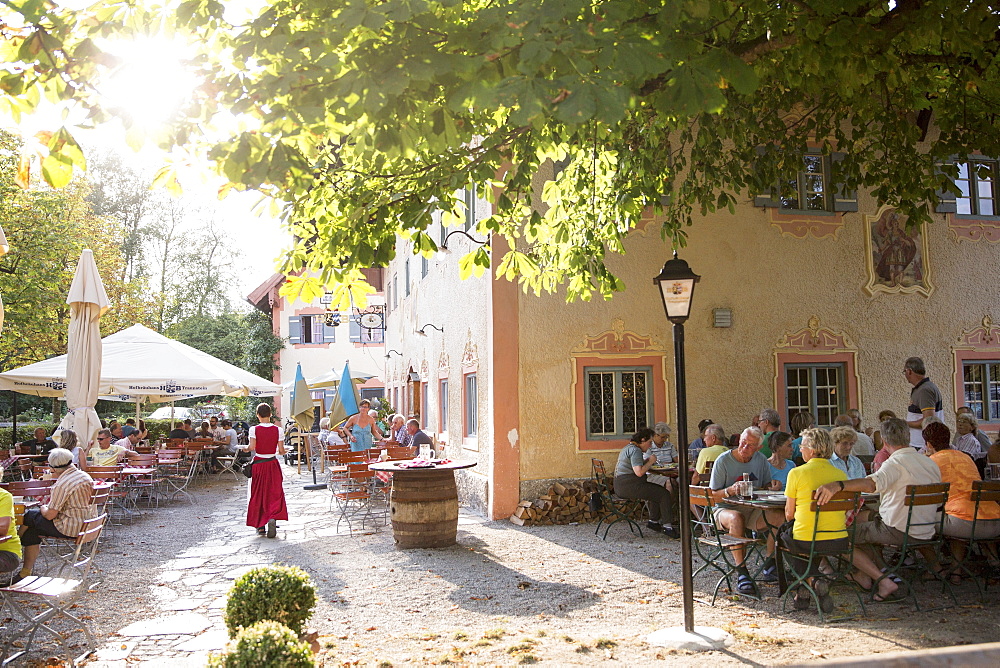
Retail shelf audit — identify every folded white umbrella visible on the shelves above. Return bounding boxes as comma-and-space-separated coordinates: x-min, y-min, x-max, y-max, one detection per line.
0, 323, 283, 402
55, 249, 109, 448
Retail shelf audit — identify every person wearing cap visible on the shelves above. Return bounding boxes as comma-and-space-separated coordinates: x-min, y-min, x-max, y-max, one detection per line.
16, 448, 95, 583
89, 427, 137, 467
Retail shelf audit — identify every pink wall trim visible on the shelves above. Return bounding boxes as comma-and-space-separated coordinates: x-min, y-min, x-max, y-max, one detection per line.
489, 236, 521, 520
774, 351, 859, 424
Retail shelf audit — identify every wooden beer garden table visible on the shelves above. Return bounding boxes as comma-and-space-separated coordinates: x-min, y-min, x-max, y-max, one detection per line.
369, 460, 476, 549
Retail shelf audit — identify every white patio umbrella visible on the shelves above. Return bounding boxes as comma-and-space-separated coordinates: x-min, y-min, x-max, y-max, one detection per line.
0, 324, 283, 402
56, 249, 109, 448
281, 365, 379, 393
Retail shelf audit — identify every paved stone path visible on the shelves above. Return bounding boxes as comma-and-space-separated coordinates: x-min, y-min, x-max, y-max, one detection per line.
84, 468, 485, 667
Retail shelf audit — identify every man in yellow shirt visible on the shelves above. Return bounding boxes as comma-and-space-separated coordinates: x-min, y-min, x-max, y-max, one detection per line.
0, 468, 22, 578
89, 428, 136, 466
693, 424, 729, 482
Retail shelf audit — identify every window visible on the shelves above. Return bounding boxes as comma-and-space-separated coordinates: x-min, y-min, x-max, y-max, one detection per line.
421, 382, 428, 423
404, 260, 410, 296
288, 315, 335, 345
956, 160, 998, 216
755, 151, 857, 213
463, 373, 477, 436
780, 154, 830, 212
464, 184, 477, 231
421, 255, 428, 278
962, 361, 1000, 421
386, 280, 391, 315
393, 275, 398, 308
439, 379, 448, 432
349, 315, 384, 344
584, 366, 652, 439
785, 363, 845, 427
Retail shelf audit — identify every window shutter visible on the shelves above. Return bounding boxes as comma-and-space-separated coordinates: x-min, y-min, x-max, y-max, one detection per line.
935, 162, 958, 213
288, 316, 302, 344
323, 318, 337, 343
349, 316, 361, 343
753, 146, 781, 208
831, 152, 858, 212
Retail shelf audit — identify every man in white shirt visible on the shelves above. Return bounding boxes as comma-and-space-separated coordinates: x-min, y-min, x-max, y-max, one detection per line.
815, 417, 942, 602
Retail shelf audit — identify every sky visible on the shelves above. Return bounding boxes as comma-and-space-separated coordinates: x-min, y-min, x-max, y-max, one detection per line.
2, 31, 291, 308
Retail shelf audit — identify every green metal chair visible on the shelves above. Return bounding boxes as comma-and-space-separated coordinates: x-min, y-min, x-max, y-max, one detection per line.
590, 459, 644, 540
689, 485, 763, 604
944, 479, 1000, 603
777, 490, 867, 622
875, 482, 956, 610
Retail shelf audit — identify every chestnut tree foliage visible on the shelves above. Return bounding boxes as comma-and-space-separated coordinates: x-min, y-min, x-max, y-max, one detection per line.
4, 0, 1000, 302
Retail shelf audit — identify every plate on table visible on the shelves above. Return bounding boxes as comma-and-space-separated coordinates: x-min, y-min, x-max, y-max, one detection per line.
752, 491, 786, 502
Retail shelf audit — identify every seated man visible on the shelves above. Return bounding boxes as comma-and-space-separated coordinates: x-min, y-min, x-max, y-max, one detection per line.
168, 421, 190, 440
693, 424, 729, 484
16, 448, 94, 582
709, 426, 784, 596
18, 427, 57, 456
406, 419, 434, 456
0, 468, 22, 577
815, 417, 942, 602
90, 428, 137, 466
183, 419, 197, 439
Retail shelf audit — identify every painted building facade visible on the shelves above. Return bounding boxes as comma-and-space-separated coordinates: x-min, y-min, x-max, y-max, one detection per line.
247, 269, 386, 418
384, 157, 1000, 521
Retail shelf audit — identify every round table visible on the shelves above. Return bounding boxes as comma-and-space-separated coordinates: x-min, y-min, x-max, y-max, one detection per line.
369, 460, 476, 549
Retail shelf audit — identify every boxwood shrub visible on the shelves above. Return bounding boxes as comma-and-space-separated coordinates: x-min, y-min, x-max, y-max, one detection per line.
224, 565, 317, 637
208, 620, 315, 667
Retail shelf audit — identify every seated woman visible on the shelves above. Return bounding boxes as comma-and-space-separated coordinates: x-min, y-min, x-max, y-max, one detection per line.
954, 412, 988, 478
766, 432, 796, 490
923, 421, 1000, 582
829, 426, 867, 480
613, 428, 678, 538
782, 428, 848, 612
318, 417, 332, 446
870, 409, 897, 472
58, 429, 85, 469
195, 421, 213, 440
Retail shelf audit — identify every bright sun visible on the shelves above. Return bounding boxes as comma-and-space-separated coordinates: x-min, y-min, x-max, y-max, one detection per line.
99, 36, 200, 130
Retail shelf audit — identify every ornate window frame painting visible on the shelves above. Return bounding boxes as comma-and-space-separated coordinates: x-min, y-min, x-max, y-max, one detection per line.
863, 205, 934, 297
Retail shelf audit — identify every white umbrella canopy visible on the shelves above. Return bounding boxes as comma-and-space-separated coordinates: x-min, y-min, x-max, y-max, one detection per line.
56, 249, 109, 448
0, 323, 283, 402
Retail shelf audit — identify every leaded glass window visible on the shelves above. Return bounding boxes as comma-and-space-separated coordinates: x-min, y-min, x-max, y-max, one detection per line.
585, 366, 653, 440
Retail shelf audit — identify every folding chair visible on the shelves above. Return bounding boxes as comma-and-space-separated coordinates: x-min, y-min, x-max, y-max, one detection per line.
330, 463, 383, 533
689, 485, 764, 604
946, 480, 1000, 603
123, 455, 160, 508
2, 480, 55, 502
876, 482, 956, 610
158, 449, 197, 504
0, 514, 106, 667
777, 491, 868, 622
590, 458, 644, 540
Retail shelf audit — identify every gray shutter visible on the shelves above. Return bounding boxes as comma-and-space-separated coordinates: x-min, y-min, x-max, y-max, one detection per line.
288, 316, 302, 344
831, 152, 858, 212
753, 146, 781, 208
935, 162, 958, 213
349, 316, 361, 343
323, 318, 337, 343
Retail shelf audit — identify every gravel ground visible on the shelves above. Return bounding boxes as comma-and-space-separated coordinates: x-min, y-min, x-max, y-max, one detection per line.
7, 464, 999, 666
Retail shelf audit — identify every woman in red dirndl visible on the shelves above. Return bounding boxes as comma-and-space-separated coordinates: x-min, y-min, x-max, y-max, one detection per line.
246, 403, 288, 537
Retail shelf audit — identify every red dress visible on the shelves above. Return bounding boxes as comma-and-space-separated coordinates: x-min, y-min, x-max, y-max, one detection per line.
246, 424, 289, 528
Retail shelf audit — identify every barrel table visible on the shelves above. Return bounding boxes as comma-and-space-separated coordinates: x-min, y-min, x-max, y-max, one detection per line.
369, 460, 477, 549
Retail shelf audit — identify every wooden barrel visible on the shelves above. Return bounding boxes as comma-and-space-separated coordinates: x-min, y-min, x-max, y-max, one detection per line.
390, 469, 459, 548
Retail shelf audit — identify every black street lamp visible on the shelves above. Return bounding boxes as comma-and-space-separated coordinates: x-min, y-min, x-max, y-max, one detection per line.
653, 251, 700, 633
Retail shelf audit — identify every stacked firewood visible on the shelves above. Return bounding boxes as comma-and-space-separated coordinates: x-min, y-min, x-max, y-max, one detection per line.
508, 480, 603, 526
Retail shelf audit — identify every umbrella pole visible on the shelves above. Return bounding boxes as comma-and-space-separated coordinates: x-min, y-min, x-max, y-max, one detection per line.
303, 433, 326, 491
10, 391, 16, 448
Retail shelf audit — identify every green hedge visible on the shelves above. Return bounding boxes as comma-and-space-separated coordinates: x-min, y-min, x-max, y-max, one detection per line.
208, 620, 315, 668
224, 565, 317, 637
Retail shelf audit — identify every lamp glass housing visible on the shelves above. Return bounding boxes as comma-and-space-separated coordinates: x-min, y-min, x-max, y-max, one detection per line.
653, 256, 700, 324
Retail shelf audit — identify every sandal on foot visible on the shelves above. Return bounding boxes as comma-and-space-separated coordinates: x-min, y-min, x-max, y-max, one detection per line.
873, 589, 906, 603
736, 574, 757, 596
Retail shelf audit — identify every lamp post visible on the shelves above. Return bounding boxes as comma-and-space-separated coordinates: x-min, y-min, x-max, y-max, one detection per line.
653, 250, 700, 633
648, 251, 729, 652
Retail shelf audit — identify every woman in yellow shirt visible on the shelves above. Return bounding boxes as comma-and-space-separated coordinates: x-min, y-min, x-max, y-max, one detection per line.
783, 428, 848, 612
